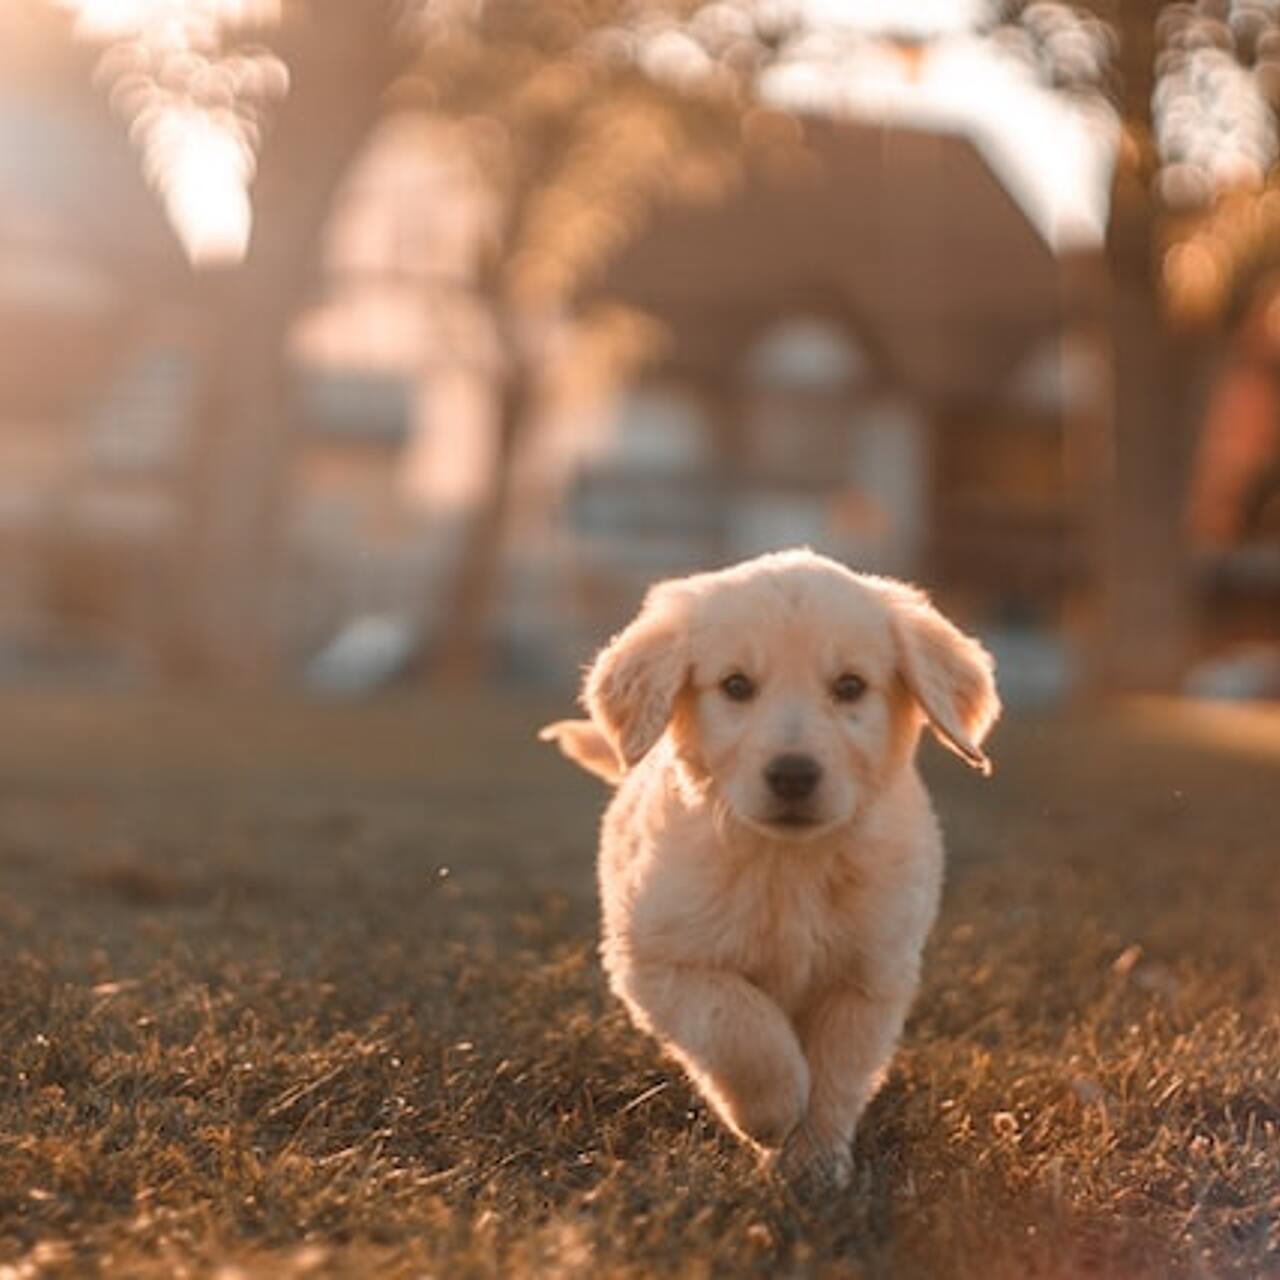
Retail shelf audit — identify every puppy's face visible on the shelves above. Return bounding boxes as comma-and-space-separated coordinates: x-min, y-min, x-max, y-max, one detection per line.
676, 573, 904, 836
585, 551, 1000, 840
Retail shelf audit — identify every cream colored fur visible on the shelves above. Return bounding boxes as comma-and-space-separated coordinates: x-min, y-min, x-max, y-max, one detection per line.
542, 549, 999, 1193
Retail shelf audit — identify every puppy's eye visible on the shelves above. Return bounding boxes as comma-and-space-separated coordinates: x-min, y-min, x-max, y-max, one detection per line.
720, 672, 756, 702
832, 672, 867, 703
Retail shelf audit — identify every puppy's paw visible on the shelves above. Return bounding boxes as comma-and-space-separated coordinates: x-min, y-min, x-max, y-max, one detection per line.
770, 1119, 852, 1199
718, 1057, 809, 1149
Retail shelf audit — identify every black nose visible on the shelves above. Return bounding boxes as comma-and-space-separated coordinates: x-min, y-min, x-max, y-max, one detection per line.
764, 754, 822, 802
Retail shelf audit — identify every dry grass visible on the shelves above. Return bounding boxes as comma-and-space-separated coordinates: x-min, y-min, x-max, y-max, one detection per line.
0, 692, 1277, 1278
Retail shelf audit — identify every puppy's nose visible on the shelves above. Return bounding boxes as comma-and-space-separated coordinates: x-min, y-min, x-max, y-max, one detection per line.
764, 754, 822, 802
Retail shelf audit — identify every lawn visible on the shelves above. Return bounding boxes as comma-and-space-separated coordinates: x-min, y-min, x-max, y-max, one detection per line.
0, 692, 1277, 1278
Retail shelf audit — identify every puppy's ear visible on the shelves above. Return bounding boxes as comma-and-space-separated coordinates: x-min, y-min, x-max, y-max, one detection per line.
887, 587, 1000, 774
583, 585, 689, 769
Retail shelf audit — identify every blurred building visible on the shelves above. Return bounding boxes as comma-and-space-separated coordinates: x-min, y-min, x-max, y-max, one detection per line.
532, 115, 1104, 702
2, 6, 1278, 698
0, 6, 189, 678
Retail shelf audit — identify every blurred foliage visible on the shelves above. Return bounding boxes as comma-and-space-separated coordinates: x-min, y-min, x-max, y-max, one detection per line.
66, 0, 1280, 329
34, 0, 1280, 684
977, 2, 1280, 324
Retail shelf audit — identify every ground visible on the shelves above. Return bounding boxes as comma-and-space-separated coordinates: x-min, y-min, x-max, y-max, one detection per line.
0, 691, 1277, 1278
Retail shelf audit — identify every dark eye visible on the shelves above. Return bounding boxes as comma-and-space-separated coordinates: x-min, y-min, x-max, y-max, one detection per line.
720, 672, 756, 702
832, 672, 867, 703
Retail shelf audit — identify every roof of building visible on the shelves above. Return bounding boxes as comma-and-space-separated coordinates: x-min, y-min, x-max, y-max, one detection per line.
589, 114, 1104, 405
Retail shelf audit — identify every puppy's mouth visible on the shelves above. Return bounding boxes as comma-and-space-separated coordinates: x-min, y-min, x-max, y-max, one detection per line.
738, 808, 845, 842
768, 811, 821, 829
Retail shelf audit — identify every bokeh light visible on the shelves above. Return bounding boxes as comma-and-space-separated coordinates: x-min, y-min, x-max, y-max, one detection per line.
57, 0, 286, 264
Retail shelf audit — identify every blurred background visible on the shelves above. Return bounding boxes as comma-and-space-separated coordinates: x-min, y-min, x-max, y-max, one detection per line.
2, 0, 1279, 707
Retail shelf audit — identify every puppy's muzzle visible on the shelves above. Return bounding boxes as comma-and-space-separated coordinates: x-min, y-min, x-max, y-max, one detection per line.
764, 754, 822, 803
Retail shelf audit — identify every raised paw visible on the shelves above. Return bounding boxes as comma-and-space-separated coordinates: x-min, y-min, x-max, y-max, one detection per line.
725, 1077, 808, 1149
715, 1049, 810, 1149
770, 1118, 853, 1199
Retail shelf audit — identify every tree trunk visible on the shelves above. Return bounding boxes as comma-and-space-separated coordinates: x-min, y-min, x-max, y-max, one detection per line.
1099, 195, 1202, 691
1092, 1, 1202, 692
161, 7, 407, 686
163, 286, 295, 684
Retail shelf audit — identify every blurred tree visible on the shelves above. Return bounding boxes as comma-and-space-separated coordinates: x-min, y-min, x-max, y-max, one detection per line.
453, 0, 1264, 694
986, 0, 1195, 691
170, 1, 413, 684
71, 0, 1280, 688
1094, 0, 1199, 694
392, 2, 742, 682
48, 0, 416, 682
68, 0, 747, 685
993, 0, 1280, 690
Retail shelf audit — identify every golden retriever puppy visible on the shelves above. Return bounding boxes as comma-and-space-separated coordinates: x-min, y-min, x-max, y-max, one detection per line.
541, 549, 999, 1192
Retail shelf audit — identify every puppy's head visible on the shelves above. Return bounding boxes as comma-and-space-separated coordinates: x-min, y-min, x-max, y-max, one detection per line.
584, 550, 1000, 839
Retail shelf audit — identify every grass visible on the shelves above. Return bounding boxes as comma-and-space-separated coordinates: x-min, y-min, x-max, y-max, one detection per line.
0, 691, 1277, 1278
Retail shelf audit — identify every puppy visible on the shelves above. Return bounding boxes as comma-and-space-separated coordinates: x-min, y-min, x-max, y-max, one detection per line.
541, 549, 999, 1192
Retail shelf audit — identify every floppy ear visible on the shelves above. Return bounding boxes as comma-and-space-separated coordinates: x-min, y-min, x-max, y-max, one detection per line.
888, 588, 1000, 775
583, 585, 689, 769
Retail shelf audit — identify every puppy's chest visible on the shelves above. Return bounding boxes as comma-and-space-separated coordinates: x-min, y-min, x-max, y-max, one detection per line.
709, 858, 865, 1013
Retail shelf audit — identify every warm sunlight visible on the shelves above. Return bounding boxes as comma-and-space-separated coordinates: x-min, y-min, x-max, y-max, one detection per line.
64, 0, 279, 40
58, 0, 284, 265
763, 3, 1118, 250
3, 3, 1278, 1275
801, 0, 994, 37
625, 0, 1116, 251
759, 30, 1117, 249
151, 106, 255, 264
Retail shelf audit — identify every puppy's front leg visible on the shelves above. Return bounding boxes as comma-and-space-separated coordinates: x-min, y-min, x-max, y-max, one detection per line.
614, 963, 809, 1150
779, 983, 913, 1192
